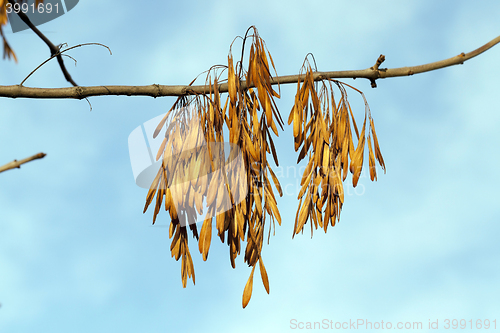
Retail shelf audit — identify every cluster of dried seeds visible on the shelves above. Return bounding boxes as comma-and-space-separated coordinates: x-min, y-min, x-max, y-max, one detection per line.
289, 63, 385, 238
143, 26, 384, 308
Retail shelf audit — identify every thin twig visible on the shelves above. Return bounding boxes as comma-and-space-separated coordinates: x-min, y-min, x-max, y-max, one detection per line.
8, 0, 78, 86
0, 35, 499, 99
0, 153, 47, 174
20, 43, 112, 86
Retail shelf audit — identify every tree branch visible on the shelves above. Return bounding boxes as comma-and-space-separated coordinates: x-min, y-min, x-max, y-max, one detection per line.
0, 152, 47, 174
8, 0, 78, 86
1, 35, 499, 99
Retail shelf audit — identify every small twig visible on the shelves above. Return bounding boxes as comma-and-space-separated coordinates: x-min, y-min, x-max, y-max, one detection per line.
370, 54, 386, 87
0, 35, 499, 99
20, 43, 112, 86
0, 153, 47, 174
84, 96, 92, 111
238, 26, 256, 78
304, 53, 318, 72
8, 0, 77, 86
372, 54, 386, 71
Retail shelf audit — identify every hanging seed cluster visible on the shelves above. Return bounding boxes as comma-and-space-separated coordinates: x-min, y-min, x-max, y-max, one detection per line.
289, 64, 386, 238
144, 27, 284, 308
143, 26, 385, 308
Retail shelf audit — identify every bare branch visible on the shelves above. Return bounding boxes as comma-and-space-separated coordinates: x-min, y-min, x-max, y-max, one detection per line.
0, 35, 499, 99
0, 152, 47, 174
8, 0, 78, 86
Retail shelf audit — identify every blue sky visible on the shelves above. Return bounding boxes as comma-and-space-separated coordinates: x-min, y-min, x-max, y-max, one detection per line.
1, 0, 499, 332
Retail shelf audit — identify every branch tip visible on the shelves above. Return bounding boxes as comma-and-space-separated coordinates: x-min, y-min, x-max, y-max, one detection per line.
0, 152, 47, 174
372, 54, 386, 71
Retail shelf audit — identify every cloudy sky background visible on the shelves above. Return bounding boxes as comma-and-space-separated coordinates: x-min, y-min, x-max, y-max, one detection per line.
1, 0, 499, 332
